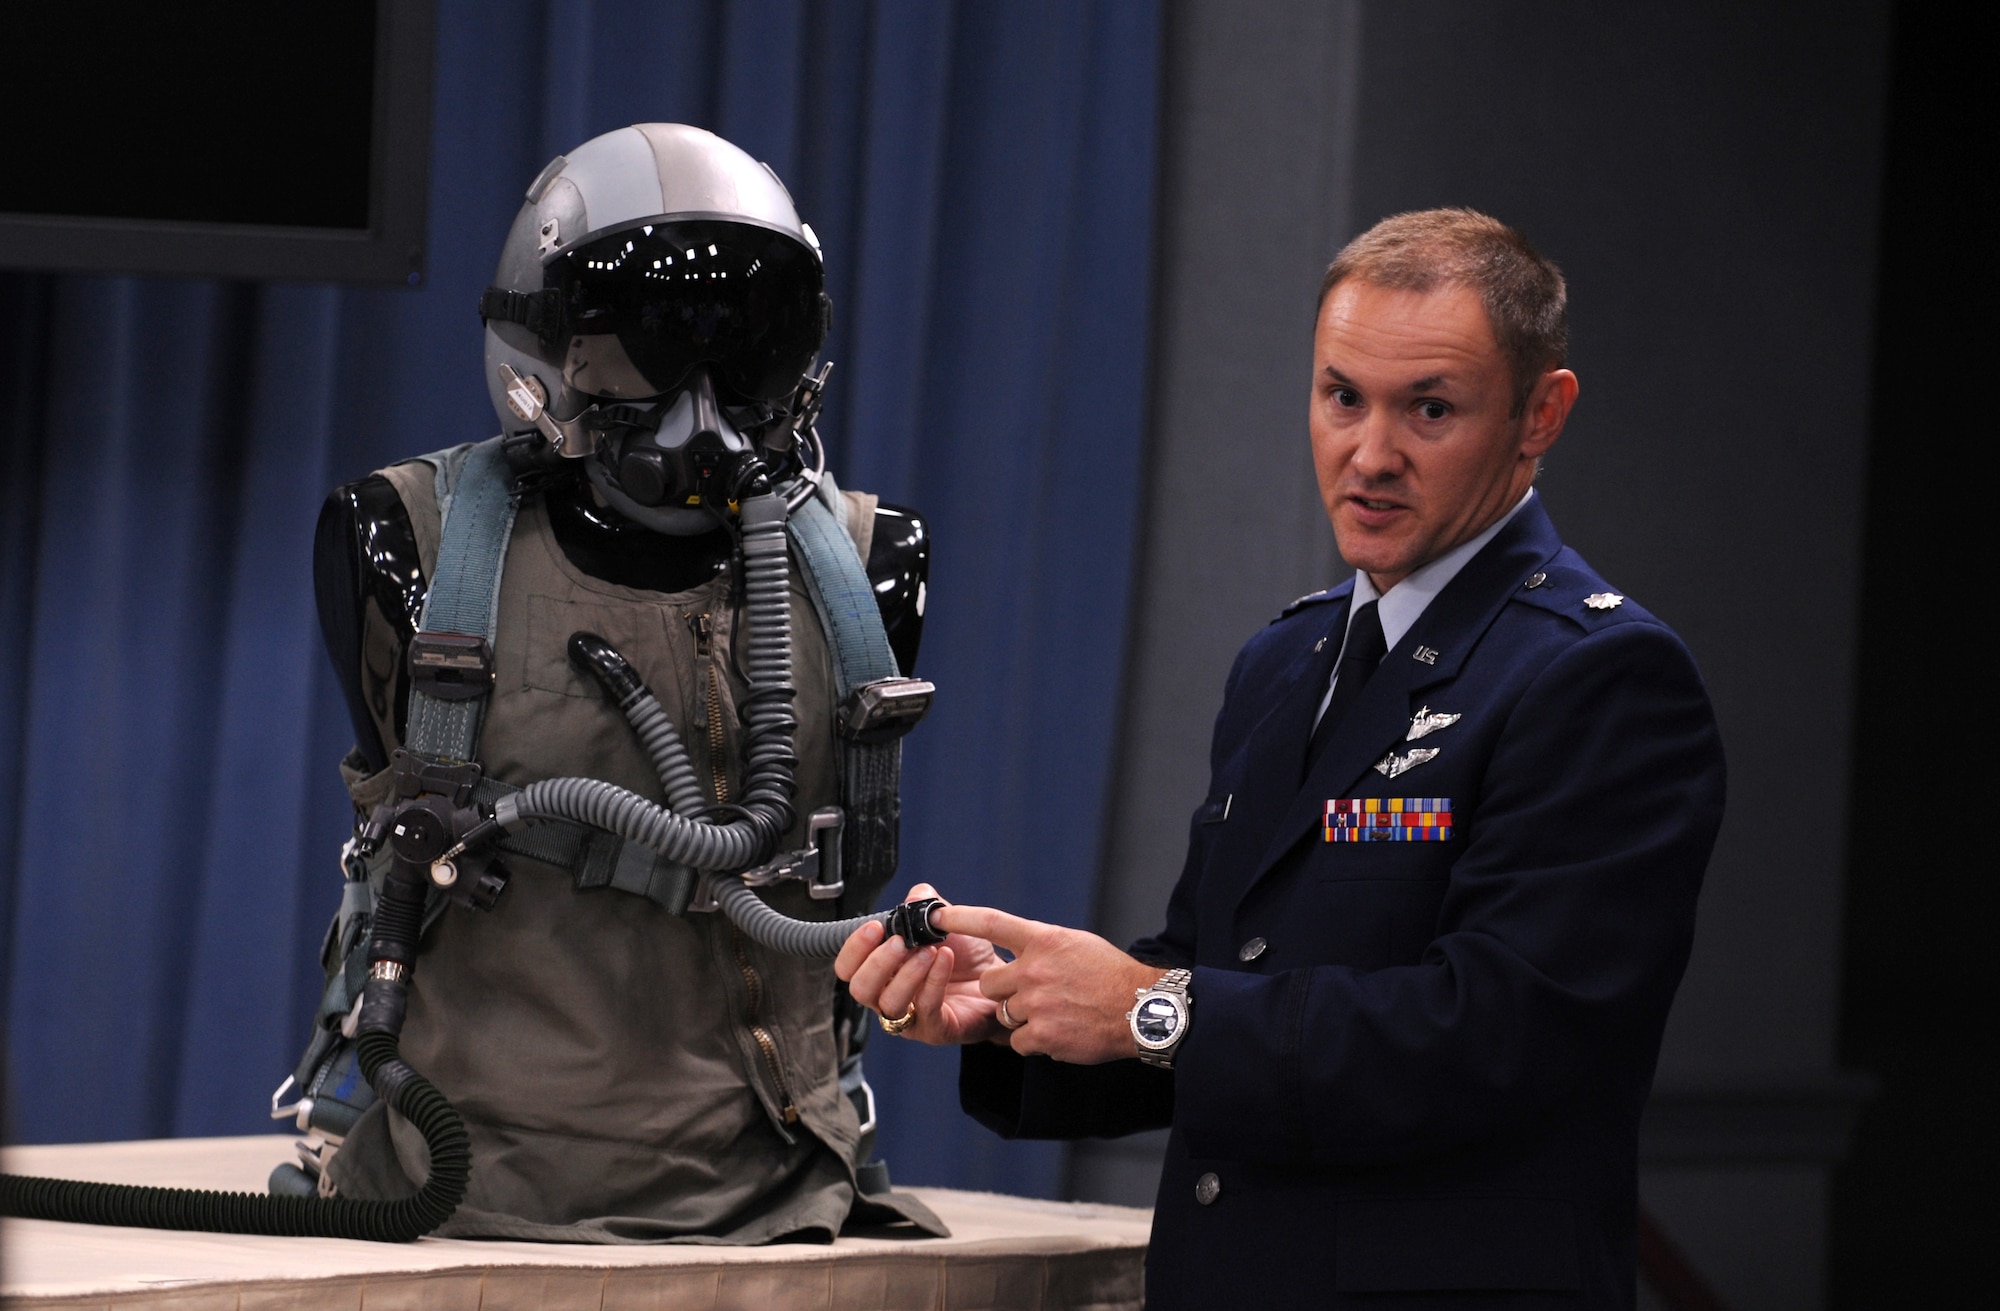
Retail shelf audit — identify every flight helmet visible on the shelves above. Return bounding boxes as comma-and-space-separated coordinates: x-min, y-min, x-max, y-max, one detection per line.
479, 123, 830, 532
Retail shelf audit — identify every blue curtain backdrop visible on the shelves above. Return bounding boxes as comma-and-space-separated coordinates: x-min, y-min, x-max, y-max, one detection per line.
0, 0, 1159, 1203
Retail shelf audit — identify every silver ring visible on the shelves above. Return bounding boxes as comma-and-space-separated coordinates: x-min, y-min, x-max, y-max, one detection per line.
997, 997, 1023, 1031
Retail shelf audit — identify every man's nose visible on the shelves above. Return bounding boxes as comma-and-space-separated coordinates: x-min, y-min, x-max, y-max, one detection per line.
1348, 409, 1404, 479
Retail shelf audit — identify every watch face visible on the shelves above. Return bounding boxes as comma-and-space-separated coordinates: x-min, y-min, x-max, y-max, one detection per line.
1134, 994, 1183, 1047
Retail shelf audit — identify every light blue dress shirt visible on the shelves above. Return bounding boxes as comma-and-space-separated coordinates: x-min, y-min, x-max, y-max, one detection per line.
1312, 487, 1537, 730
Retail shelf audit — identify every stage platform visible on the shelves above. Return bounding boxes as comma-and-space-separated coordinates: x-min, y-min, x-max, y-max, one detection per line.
1, 1136, 1149, 1310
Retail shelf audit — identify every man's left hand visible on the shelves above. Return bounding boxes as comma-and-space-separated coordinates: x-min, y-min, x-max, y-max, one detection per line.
936, 904, 1166, 1064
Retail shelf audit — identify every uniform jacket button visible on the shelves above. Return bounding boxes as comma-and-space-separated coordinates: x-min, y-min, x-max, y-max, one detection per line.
1238, 937, 1267, 962
1195, 1172, 1222, 1206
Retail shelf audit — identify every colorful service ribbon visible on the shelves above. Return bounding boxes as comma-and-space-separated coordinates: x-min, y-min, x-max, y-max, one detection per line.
1325, 797, 1454, 842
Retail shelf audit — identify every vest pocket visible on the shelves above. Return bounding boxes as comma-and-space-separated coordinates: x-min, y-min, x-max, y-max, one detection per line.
522, 596, 606, 698
521, 596, 685, 702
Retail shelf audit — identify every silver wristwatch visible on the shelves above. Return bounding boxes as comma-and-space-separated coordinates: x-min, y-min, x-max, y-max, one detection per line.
1129, 968, 1193, 1068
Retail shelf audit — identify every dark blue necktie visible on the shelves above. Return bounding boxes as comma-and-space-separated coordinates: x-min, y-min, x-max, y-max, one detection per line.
1306, 600, 1386, 773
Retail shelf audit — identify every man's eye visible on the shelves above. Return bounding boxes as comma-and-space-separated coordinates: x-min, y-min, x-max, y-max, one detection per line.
1416, 400, 1450, 420
1331, 387, 1360, 408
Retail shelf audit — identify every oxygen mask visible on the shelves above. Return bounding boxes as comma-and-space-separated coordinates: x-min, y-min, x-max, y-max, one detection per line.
506, 215, 828, 533
580, 368, 780, 533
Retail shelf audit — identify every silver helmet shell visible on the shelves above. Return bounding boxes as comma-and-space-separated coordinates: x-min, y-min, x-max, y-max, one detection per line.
482, 124, 826, 531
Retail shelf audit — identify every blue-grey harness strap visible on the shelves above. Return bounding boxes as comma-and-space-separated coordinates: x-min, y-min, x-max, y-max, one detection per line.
787, 488, 903, 916
787, 490, 900, 692
284, 439, 530, 1175
396, 444, 683, 909
788, 483, 906, 1153
406, 438, 518, 763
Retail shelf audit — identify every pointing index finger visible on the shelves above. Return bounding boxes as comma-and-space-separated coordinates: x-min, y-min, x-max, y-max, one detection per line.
934, 903, 1040, 953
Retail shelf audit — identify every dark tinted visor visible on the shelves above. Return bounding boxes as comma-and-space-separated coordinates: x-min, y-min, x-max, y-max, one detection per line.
551, 219, 825, 401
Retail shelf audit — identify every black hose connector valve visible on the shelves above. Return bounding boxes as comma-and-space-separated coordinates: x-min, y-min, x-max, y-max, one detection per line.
568, 631, 646, 706
886, 898, 948, 950
729, 454, 774, 502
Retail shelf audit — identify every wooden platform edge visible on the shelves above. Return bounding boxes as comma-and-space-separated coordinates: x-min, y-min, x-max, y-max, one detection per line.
3, 1241, 1146, 1311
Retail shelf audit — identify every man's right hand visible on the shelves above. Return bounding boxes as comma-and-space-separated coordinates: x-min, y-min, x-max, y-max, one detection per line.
835, 884, 1007, 1046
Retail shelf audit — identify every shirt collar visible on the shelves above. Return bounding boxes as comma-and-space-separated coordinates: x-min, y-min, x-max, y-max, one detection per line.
1346, 487, 1537, 654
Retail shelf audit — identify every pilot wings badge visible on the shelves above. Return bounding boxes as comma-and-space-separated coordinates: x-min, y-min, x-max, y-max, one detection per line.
1406, 705, 1460, 742
1374, 747, 1440, 779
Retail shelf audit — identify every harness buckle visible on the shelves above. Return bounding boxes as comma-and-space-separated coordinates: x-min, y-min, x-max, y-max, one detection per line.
408, 631, 494, 702
803, 807, 846, 900
717, 807, 847, 902
840, 677, 935, 743
388, 748, 484, 806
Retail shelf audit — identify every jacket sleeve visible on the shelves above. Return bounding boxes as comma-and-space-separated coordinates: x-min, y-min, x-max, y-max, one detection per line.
956, 778, 1203, 1142
1175, 621, 1726, 1164
959, 1043, 1176, 1140
956, 648, 1251, 1140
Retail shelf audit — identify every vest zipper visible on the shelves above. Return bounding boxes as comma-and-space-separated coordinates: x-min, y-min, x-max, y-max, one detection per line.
696, 609, 793, 1126
692, 612, 729, 804
732, 924, 799, 1125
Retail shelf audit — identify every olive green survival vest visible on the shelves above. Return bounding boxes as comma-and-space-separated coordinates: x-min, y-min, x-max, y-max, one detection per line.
320, 445, 940, 1242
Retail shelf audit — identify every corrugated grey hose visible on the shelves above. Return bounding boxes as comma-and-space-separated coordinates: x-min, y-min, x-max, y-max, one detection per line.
709, 872, 903, 957
624, 692, 708, 817
564, 633, 708, 819
500, 489, 932, 957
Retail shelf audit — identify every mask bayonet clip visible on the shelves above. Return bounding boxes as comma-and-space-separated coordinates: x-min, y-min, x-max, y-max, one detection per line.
498, 362, 603, 458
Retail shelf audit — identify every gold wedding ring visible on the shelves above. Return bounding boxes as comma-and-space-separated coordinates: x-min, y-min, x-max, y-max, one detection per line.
997, 997, 1023, 1030
879, 1003, 919, 1035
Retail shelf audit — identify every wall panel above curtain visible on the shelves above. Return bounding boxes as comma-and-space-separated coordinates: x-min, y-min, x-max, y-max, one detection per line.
0, 0, 1159, 1205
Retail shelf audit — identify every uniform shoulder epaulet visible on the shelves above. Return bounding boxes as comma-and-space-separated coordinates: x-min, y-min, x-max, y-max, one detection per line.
1513, 551, 1648, 628
1275, 586, 1345, 622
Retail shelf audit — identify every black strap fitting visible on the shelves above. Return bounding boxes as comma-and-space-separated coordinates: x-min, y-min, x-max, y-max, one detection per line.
389, 748, 484, 807
840, 677, 936, 744
409, 632, 494, 702
478, 286, 565, 343
885, 897, 947, 950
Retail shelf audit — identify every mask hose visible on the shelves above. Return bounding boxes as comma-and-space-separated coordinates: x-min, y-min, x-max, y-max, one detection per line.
567, 631, 708, 818
567, 636, 940, 957
0, 828, 470, 1240
504, 486, 942, 957
0, 482, 919, 1238
495, 487, 796, 867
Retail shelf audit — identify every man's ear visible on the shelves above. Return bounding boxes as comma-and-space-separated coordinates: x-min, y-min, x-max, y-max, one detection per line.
1520, 368, 1579, 459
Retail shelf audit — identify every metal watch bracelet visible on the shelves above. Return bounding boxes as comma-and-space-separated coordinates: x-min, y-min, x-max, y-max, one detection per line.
1130, 967, 1193, 1068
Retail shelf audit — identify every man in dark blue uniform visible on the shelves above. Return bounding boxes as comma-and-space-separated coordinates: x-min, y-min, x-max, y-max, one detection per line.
839, 208, 1725, 1308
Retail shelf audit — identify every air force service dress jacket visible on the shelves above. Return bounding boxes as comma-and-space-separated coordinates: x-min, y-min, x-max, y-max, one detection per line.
961, 497, 1726, 1309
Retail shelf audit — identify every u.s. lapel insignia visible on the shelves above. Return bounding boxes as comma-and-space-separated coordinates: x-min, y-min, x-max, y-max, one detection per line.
1373, 747, 1439, 778
1406, 705, 1460, 742
1584, 592, 1624, 611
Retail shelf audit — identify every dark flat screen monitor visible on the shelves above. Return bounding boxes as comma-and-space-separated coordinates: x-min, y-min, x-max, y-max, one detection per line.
0, 1, 434, 285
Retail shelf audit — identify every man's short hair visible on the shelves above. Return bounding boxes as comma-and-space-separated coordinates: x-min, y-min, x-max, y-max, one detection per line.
1319, 208, 1567, 415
